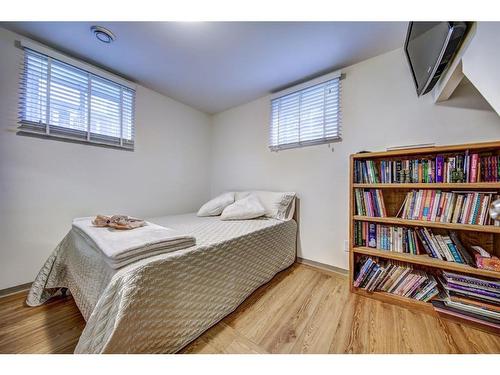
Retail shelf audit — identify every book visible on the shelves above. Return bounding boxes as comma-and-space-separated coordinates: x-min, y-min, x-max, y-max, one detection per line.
443, 271, 500, 291
449, 295, 500, 313
445, 300, 500, 320
470, 154, 479, 183
432, 300, 500, 329
368, 223, 377, 248
446, 283, 500, 300
436, 155, 444, 183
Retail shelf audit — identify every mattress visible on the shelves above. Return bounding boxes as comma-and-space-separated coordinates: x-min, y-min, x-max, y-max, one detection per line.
26, 213, 297, 353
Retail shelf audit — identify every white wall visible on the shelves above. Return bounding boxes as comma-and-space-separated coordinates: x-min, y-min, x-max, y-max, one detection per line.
0, 28, 212, 289
210, 48, 500, 270
463, 22, 500, 115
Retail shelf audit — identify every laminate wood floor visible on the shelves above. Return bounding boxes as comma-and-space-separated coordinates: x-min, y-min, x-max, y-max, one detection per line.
1, 263, 499, 354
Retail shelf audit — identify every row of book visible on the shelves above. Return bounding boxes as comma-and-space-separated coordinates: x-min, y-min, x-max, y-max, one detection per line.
398, 189, 496, 225
354, 189, 387, 217
354, 220, 500, 270
354, 221, 475, 266
432, 271, 500, 329
354, 153, 500, 184
354, 257, 439, 301
354, 222, 420, 254
353, 222, 474, 264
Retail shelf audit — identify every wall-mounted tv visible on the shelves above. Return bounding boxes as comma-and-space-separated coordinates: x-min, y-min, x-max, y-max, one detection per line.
404, 22, 468, 96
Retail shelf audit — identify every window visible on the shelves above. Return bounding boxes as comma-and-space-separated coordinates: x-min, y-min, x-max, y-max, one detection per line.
19, 48, 135, 150
269, 71, 342, 151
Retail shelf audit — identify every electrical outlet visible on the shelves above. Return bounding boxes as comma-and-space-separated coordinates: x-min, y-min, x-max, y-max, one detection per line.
344, 240, 349, 252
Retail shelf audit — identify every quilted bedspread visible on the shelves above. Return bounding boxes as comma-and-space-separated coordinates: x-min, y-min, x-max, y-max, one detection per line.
26, 214, 297, 353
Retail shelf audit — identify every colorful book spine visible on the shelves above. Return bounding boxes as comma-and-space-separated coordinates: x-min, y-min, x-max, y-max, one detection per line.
470, 154, 479, 183
368, 223, 376, 248
436, 155, 444, 183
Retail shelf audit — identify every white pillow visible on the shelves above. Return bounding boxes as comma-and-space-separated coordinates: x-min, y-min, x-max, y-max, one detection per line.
220, 194, 266, 220
197, 192, 235, 217
234, 191, 296, 220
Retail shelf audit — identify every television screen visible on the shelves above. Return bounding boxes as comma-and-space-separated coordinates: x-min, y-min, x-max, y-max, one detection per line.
404, 22, 467, 96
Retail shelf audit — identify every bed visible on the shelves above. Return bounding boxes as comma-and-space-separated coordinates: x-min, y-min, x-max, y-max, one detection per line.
26, 213, 297, 353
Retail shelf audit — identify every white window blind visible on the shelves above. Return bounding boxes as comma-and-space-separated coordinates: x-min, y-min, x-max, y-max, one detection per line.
269, 72, 341, 151
19, 48, 135, 150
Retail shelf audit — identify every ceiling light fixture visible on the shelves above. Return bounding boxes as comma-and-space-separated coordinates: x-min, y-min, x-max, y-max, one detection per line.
91, 26, 116, 44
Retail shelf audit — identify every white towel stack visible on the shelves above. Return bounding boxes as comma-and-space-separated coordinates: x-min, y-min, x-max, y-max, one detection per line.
72, 217, 196, 269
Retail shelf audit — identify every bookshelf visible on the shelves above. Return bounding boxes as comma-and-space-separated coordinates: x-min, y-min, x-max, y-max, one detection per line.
349, 140, 500, 332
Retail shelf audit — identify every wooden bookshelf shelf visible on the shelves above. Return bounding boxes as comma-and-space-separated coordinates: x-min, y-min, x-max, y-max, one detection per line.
354, 287, 499, 333
353, 182, 500, 189
349, 140, 500, 332
353, 288, 434, 313
353, 246, 500, 279
353, 215, 500, 234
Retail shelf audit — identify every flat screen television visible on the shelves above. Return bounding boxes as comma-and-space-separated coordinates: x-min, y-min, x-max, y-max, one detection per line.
404, 22, 468, 96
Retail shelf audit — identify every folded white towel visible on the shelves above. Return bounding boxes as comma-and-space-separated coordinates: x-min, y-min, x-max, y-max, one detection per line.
72, 217, 196, 269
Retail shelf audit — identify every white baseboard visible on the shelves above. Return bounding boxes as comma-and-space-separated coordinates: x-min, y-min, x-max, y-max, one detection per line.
296, 257, 348, 276
0, 282, 32, 299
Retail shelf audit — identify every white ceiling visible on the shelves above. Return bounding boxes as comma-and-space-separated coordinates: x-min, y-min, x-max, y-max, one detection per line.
1, 22, 407, 114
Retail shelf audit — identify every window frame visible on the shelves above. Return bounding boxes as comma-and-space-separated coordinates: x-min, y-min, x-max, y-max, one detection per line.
18, 40, 136, 151
269, 70, 342, 151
